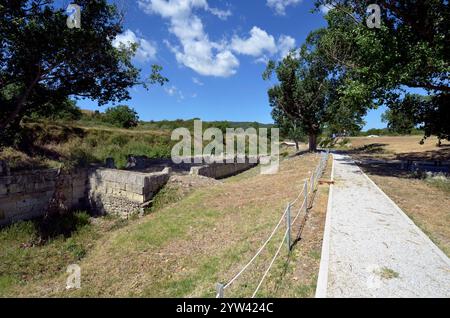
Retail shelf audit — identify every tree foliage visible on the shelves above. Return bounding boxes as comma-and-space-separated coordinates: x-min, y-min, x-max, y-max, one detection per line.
104, 105, 139, 129
263, 30, 368, 151
313, 0, 449, 139
381, 95, 418, 135
0, 0, 167, 145
271, 107, 305, 150
263, 53, 331, 152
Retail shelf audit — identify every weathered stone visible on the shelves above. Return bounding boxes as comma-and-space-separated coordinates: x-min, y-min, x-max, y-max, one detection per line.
1, 164, 175, 225
9, 183, 23, 194
0, 184, 7, 196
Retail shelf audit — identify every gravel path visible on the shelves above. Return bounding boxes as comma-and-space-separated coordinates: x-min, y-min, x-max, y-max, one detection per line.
317, 153, 450, 298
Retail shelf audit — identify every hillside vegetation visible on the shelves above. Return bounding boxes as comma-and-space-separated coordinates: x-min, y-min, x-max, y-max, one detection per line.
0, 111, 277, 172
0, 121, 175, 170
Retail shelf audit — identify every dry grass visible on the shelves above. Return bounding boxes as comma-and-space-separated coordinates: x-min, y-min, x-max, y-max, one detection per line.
347, 136, 450, 161
2, 153, 332, 298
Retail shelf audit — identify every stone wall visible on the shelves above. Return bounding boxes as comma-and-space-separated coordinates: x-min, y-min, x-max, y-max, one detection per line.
0, 169, 88, 226
0, 163, 171, 226
0, 156, 255, 226
88, 168, 170, 217
190, 161, 257, 179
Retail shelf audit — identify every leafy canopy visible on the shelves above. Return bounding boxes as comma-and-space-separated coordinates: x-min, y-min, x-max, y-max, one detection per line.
312, 0, 449, 140
0, 0, 167, 144
104, 105, 139, 129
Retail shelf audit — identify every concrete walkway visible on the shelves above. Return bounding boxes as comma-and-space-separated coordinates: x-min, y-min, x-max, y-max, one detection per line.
316, 153, 450, 298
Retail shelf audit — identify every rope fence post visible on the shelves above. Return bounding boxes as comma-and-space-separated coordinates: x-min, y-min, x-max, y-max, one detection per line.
214, 150, 331, 298
286, 203, 291, 252
216, 283, 224, 298
304, 181, 308, 213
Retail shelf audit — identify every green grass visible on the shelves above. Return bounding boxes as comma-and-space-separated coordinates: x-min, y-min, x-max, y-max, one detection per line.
0, 122, 175, 170
424, 174, 450, 193
378, 267, 400, 280
0, 212, 126, 296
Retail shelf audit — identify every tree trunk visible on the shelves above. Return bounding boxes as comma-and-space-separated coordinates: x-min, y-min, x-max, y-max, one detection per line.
308, 134, 318, 152
294, 139, 300, 151
0, 73, 41, 132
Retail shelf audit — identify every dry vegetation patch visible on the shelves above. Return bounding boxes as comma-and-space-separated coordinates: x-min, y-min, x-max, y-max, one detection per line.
347, 136, 450, 161
3, 153, 331, 298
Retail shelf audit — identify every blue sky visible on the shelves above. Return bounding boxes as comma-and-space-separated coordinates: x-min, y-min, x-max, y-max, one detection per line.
76, 0, 387, 130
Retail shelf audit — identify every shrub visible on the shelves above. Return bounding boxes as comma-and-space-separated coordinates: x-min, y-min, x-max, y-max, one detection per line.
104, 105, 139, 129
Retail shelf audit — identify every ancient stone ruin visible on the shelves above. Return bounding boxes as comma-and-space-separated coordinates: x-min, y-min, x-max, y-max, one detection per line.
0, 156, 258, 226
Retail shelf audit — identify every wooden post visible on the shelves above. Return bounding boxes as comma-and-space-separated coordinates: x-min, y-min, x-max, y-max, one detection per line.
286, 204, 291, 252
304, 181, 308, 212
216, 283, 224, 298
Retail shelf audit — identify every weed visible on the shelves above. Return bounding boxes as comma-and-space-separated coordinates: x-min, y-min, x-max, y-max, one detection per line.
378, 267, 400, 280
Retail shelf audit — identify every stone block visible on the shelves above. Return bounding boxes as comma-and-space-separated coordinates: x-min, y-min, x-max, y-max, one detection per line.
0, 184, 7, 196
34, 181, 55, 192
0, 176, 13, 186
9, 183, 23, 194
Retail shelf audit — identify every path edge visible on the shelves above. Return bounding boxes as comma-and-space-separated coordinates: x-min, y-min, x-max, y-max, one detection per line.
315, 153, 335, 298
359, 165, 450, 267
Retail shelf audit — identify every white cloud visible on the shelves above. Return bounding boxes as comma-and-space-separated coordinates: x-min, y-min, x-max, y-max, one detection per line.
208, 7, 232, 20
192, 77, 204, 86
231, 27, 296, 62
138, 0, 238, 77
266, 0, 302, 15
138, 1, 297, 76
231, 26, 277, 57
165, 85, 185, 101
278, 35, 296, 58
319, 4, 334, 14
112, 29, 157, 63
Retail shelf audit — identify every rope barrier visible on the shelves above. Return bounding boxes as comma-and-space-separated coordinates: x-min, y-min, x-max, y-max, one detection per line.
216, 150, 330, 298
251, 228, 289, 298
291, 197, 307, 225
290, 186, 306, 206
222, 205, 289, 290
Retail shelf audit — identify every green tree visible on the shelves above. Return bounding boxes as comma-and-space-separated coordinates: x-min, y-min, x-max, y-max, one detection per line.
381, 95, 418, 135
313, 0, 449, 139
0, 0, 167, 145
263, 29, 369, 152
272, 107, 305, 151
104, 105, 139, 129
30, 98, 82, 121
263, 53, 331, 152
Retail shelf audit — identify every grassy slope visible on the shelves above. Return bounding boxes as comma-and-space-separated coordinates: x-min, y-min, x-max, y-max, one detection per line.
0, 118, 274, 171
0, 213, 132, 296
1, 153, 331, 298
0, 121, 174, 170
